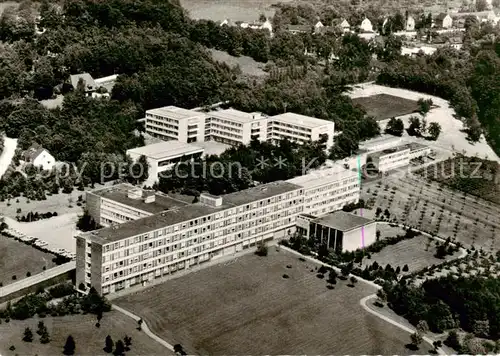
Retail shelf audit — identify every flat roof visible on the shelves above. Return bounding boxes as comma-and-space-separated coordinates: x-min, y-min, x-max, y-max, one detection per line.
92, 184, 189, 214
359, 135, 403, 149
313, 211, 374, 232
193, 141, 231, 157
408, 142, 428, 151
369, 144, 411, 159
207, 109, 265, 124
86, 181, 302, 244
269, 112, 333, 129
126, 141, 204, 160
287, 165, 358, 189
146, 106, 205, 121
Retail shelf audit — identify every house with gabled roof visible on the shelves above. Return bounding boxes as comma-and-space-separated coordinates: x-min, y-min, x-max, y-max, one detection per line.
22, 143, 56, 171
434, 13, 453, 28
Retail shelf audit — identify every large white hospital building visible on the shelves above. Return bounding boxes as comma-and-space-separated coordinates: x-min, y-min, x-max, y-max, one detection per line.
76, 164, 360, 295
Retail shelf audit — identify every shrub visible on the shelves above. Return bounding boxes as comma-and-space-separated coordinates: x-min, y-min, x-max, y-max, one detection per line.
255, 241, 268, 257
316, 273, 324, 279
282, 274, 289, 279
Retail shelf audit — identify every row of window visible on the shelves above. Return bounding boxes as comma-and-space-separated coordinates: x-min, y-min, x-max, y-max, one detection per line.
146, 114, 179, 124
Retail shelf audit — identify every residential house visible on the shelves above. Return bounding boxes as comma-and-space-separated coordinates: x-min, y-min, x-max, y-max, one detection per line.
406, 15, 415, 31
360, 17, 374, 32
434, 13, 453, 29
314, 20, 324, 34
70, 73, 97, 97
332, 18, 350, 33
286, 24, 311, 34
22, 143, 56, 171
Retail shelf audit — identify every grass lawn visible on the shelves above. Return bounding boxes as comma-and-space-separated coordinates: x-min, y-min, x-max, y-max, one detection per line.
0, 235, 57, 287
352, 94, 420, 121
116, 249, 429, 355
0, 311, 170, 356
210, 48, 268, 78
361, 234, 460, 273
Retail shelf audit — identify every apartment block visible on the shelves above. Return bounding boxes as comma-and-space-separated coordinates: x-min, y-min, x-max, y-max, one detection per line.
267, 113, 335, 150
286, 165, 360, 217
205, 109, 268, 145
77, 181, 304, 295
145, 106, 206, 143
144, 105, 335, 150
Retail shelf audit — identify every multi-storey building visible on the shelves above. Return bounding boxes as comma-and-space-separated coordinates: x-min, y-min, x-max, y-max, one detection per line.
145, 106, 206, 143
267, 113, 335, 150
85, 184, 188, 227
76, 181, 304, 295
205, 109, 268, 145
126, 141, 204, 186
286, 166, 360, 216
144, 106, 336, 150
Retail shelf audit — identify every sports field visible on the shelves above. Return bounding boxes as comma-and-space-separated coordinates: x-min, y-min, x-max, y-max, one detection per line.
116, 249, 429, 355
352, 94, 420, 121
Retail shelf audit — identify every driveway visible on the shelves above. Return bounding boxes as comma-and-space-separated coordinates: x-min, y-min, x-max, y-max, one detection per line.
0, 136, 17, 179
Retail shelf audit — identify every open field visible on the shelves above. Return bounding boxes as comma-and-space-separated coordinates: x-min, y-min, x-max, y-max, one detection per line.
210, 48, 268, 78
350, 84, 500, 162
361, 174, 500, 253
415, 156, 500, 205
0, 189, 88, 218
180, 0, 293, 22
116, 249, 430, 355
361, 234, 461, 273
0, 311, 170, 356
0, 235, 57, 287
352, 94, 419, 121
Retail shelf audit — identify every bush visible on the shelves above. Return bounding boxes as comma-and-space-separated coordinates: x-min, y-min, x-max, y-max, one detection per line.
282, 274, 290, 279
255, 241, 268, 257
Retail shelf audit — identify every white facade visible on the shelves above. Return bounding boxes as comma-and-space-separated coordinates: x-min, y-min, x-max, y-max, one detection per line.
126, 141, 205, 187
145, 106, 336, 151
340, 19, 350, 32
406, 16, 415, 31
77, 181, 305, 295
267, 113, 335, 150
145, 106, 206, 143
33, 150, 56, 171
206, 109, 268, 145
436, 14, 453, 29
360, 18, 373, 32
287, 166, 360, 217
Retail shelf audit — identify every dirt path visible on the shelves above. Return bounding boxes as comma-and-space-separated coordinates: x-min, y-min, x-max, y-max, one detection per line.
0, 136, 17, 179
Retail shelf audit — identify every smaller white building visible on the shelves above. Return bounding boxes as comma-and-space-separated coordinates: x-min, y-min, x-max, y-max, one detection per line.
299, 211, 377, 252
126, 141, 204, 186
434, 13, 453, 29
406, 16, 415, 31
360, 18, 374, 33
22, 144, 56, 171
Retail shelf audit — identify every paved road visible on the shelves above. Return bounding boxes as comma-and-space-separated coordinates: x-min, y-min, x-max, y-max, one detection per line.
360, 295, 445, 355
0, 261, 75, 299
112, 304, 174, 352
0, 136, 17, 179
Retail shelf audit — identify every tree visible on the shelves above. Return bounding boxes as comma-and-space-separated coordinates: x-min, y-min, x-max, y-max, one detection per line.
63, 335, 76, 355
385, 117, 404, 136
114, 340, 125, 356
428, 122, 442, 140
416, 320, 429, 334
37, 321, 46, 335
104, 335, 114, 353
328, 269, 338, 284
40, 328, 50, 344
137, 318, 143, 331
23, 327, 33, 342
124, 336, 132, 351
410, 332, 423, 349
476, 0, 489, 11
408, 116, 421, 136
